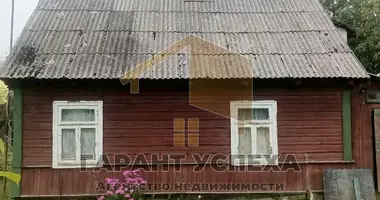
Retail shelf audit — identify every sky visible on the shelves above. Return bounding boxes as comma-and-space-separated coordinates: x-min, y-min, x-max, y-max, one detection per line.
0, 0, 39, 61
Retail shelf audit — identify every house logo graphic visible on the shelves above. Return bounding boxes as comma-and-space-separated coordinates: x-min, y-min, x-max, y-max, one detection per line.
173, 118, 199, 147
119, 35, 254, 147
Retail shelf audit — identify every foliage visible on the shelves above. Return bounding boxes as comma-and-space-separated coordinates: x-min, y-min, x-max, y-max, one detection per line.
0, 81, 8, 105
0, 138, 20, 185
0, 146, 12, 199
98, 170, 147, 200
320, 0, 380, 73
0, 80, 12, 199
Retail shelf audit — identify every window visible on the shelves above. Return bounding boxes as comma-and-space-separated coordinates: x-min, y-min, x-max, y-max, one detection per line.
53, 101, 103, 168
230, 101, 278, 166
366, 90, 380, 103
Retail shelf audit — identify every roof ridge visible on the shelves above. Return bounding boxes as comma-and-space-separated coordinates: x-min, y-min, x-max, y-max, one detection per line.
35, 9, 324, 13
23, 30, 341, 33
7, 52, 355, 56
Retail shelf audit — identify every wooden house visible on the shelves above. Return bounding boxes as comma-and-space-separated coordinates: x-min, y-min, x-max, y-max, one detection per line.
0, 0, 375, 198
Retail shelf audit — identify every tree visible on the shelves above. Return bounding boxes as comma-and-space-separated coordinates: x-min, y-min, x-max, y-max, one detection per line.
0, 59, 7, 104
321, 0, 380, 73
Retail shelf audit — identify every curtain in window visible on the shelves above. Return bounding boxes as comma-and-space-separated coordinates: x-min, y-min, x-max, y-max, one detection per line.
61, 129, 76, 160
61, 109, 95, 122
81, 128, 96, 160
238, 108, 269, 121
238, 127, 252, 154
257, 127, 270, 154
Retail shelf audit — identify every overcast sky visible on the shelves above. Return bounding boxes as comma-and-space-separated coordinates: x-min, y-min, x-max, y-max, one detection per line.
0, 0, 39, 60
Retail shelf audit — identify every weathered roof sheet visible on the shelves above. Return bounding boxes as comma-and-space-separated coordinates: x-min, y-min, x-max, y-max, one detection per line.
0, 0, 369, 79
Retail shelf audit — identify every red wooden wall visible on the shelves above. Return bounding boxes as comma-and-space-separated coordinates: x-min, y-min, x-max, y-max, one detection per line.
17, 80, 373, 197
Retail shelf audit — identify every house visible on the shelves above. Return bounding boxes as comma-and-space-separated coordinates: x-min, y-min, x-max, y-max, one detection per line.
0, 0, 375, 198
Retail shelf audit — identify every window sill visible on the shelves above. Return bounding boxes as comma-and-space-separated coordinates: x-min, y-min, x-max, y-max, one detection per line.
22, 160, 355, 168
281, 160, 355, 165
52, 162, 102, 169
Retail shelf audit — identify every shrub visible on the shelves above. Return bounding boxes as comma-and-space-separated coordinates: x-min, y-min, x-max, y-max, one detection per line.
98, 170, 147, 200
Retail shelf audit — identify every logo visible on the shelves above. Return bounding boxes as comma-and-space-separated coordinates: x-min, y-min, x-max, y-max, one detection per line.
173, 118, 199, 147
119, 35, 254, 149
119, 35, 254, 119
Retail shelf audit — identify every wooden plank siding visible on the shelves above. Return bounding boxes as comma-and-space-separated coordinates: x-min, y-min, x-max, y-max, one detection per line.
21, 163, 357, 196
18, 80, 372, 196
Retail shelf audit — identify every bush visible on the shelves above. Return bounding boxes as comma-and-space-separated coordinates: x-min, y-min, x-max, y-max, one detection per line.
98, 170, 147, 200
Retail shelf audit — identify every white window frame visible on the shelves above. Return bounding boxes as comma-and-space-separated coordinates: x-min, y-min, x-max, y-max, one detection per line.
52, 101, 103, 169
230, 100, 278, 166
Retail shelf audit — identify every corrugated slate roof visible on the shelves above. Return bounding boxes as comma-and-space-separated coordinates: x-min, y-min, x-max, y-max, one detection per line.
0, 0, 369, 79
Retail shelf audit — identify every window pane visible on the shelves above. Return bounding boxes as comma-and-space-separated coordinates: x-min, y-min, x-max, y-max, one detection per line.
61, 129, 76, 160
61, 109, 95, 122
81, 128, 96, 160
238, 108, 269, 121
238, 127, 252, 154
257, 127, 270, 154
